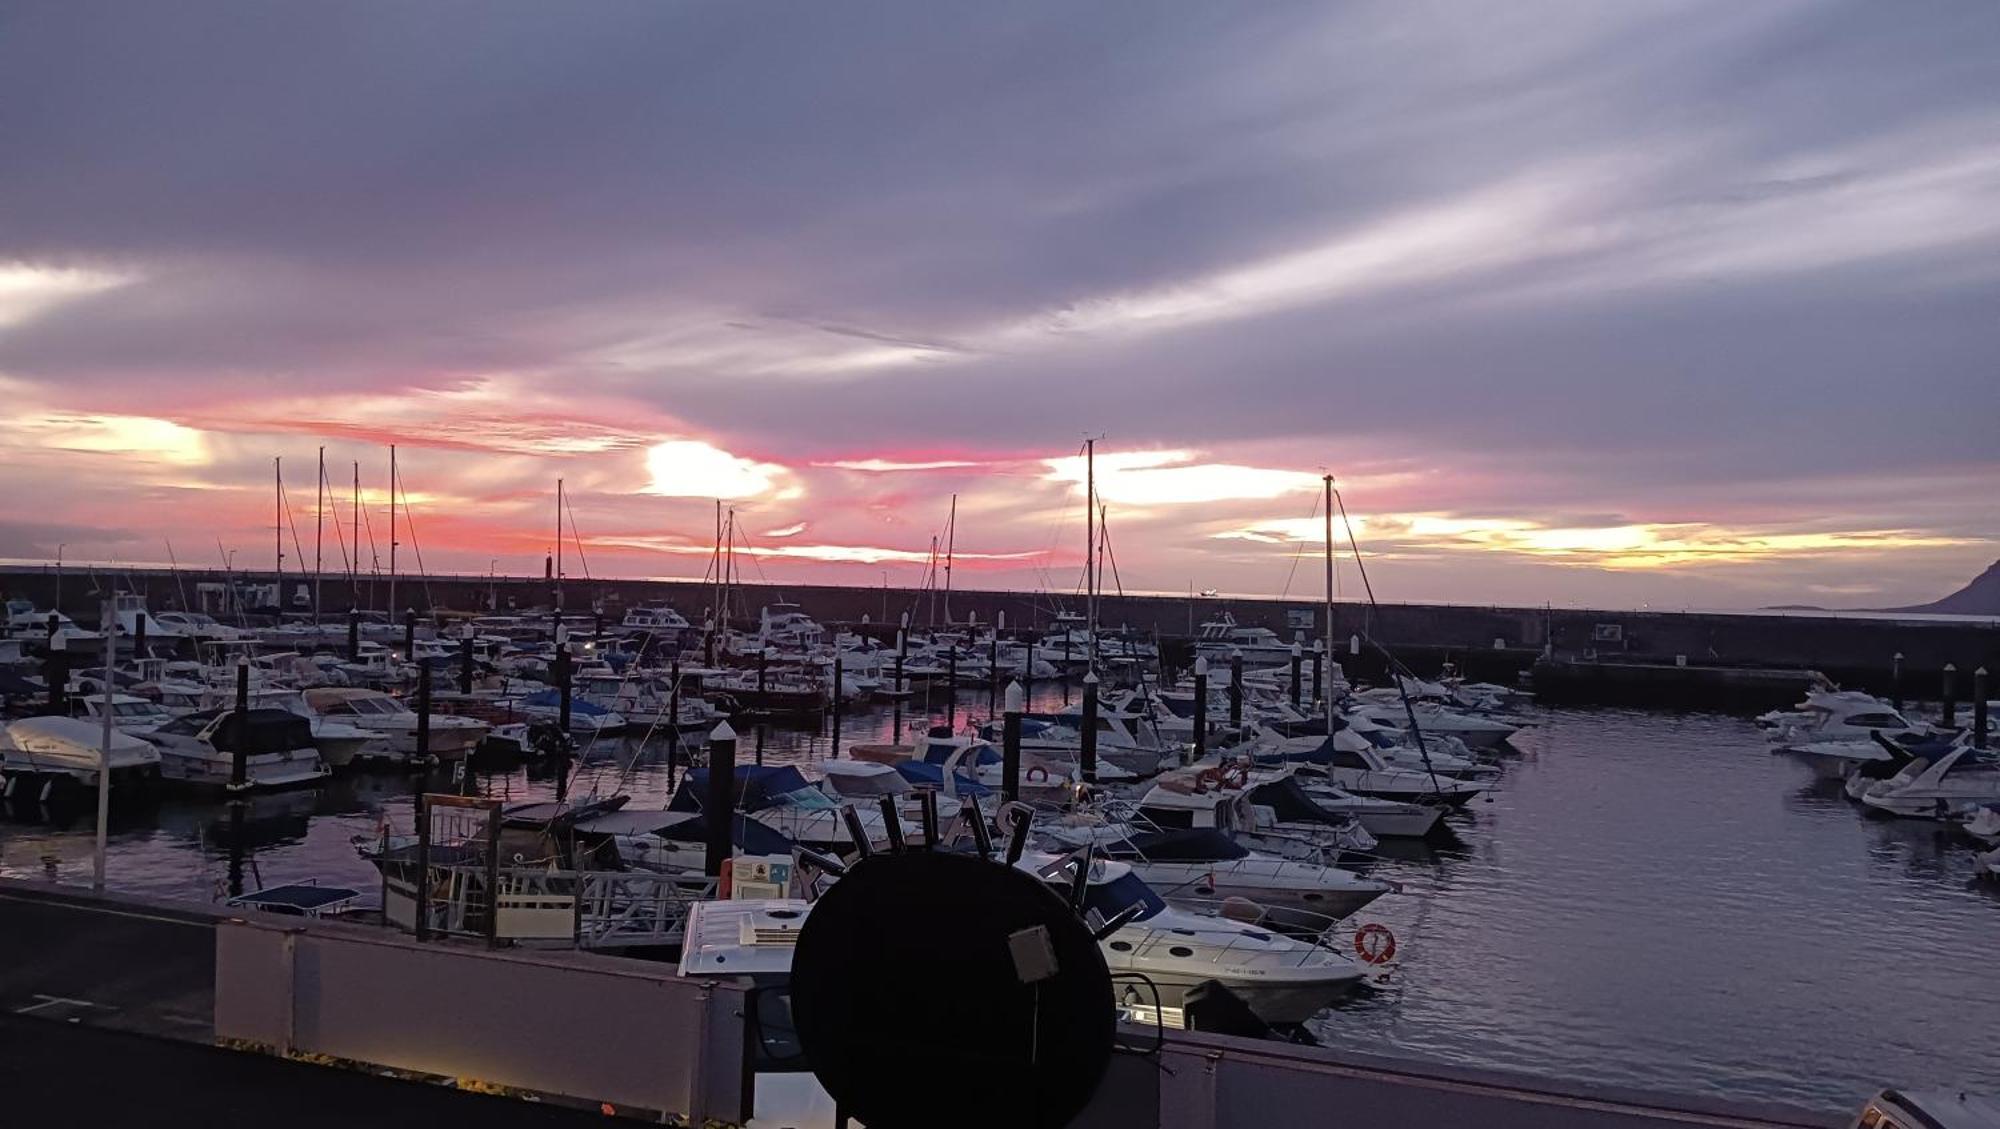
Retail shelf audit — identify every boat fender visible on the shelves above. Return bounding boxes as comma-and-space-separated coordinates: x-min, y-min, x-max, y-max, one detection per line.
1353, 922, 1397, 964
1025, 765, 1049, 783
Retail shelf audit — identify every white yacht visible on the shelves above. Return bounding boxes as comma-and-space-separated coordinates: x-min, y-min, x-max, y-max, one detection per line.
616, 602, 692, 643
1039, 852, 1368, 1026
301, 687, 487, 760
1350, 702, 1520, 750
75, 692, 179, 737
1298, 733, 1491, 807
1773, 690, 1923, 747
0, 715, 162, 796
1192, 613, 1300, 667
1857, 747, 2000, 819
1247, 767, 1446, 839
108, 594, 252, 642
146, 708, 330, 790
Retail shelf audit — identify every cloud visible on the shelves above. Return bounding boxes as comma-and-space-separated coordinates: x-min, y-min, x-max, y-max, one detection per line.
0, 3, 1994, 608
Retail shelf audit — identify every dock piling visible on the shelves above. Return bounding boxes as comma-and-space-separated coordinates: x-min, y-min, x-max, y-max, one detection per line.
1974, 668, 1989, 749
1193, 657, 1208, 765
1891, 652, 1904, 710
347, 607, 359, 661
416, 661, 432, 763
1289, 643, 1303, 710
229, 658, 250, 791
1229, 651, 1243, 730
1001, 681, 1023, 803
1081, 670, 1099, 785
1942, 664, 1957, 728
704, 722, 737, 878
829, 654, 843, 759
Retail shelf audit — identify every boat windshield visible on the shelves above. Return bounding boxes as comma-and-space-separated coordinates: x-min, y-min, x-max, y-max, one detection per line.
1083, 872, 1165, 924
772, 787, 839, 811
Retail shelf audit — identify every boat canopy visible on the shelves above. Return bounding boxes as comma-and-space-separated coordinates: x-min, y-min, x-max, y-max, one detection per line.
669, 765, 815, 813
518, 689, 619, 718
891, 759, 990, 796
1097, 828, 1248, 863
1248, 777, 1346, 825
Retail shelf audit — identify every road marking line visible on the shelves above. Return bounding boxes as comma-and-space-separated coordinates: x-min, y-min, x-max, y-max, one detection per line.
14, 994, 109, 1014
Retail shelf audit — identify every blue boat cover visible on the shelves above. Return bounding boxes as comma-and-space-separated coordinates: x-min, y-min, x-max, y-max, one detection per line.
668, 764, 814, 813
1096, 828, 1248, 862
650, 812, 796, 854
519, 689, 617, 717
892, 760, 991, 796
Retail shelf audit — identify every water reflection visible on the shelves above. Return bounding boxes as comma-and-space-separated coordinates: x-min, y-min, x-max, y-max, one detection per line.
2, 699, 1995, 1111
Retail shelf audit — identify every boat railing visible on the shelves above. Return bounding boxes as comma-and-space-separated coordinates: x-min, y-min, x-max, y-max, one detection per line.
1141, 896, 1362, 963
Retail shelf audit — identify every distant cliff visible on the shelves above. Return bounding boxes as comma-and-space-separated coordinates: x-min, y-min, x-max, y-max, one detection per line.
1891, 558, 2000, 615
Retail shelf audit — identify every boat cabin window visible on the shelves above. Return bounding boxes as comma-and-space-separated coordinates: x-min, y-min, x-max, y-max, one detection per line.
1847, 713, 1905, 729
156, 714, 210, 737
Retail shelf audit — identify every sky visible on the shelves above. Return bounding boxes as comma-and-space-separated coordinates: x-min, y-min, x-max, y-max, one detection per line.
1, 1, 1995, 611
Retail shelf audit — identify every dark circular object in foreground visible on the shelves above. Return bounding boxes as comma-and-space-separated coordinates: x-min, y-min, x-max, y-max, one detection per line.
790, 851, 1114, 1129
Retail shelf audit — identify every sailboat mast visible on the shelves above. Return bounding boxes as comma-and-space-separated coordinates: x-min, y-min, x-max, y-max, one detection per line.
351, 461, 361, 607
387, 445, 398, 618
942, 494, 956, 626
711, 499, 722, 630
314, 446, 324, 625
1084, 437, 1097, 667
274, 456, 283, 608
554, 477, 564, 612
1323, 473, 1335, 710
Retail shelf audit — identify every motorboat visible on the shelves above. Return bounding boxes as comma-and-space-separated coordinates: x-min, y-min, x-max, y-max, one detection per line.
1046, 819, 1391, 923
817, 757, 964, 829
616, 602, 692, 644
669, 765, 913, 853
576, 674, 715, 733
1247, 769, 1445, 840
1036, 852, 1368, 1026
1773, 690, 1923, 747
974, 711, 1170, 779
196, 686, 384, 768
499, 688, 627, 737
1338, 714, 1501, 778
73, 692, 178, 737
302, 687, 488, 759
1192, 613, 1300, 667
108, 594, 252, 642
1857, 746, 2000, 820
1245, 729, 1491, 807
1132, 769, 1374, 859
145, 708, 330, 790
1350, 702, 1519, 750
572, 805, 802, 875
0, 715, 162, 796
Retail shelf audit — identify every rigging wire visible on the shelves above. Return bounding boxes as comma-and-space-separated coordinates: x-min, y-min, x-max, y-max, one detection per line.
1276, 489, 1321, 601
1329, 479, 1444, 798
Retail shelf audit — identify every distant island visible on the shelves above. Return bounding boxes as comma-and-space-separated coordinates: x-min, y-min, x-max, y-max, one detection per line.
1759, 558, 2000, 616
1887, 558, 2000, 616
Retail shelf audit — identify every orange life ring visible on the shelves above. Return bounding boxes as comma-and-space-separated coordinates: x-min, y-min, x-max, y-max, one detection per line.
1025, 765, 1050, 783
1353, 922, 1397, 965
1224, 762, 1251, 790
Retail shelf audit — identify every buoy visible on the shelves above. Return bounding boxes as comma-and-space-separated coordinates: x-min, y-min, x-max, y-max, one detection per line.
1353, 922, 1397, 964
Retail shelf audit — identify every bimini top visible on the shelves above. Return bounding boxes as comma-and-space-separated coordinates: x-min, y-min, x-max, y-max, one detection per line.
669, 764, 815, 813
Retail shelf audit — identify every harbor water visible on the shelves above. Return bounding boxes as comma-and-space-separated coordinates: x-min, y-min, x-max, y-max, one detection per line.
3, 696, 1995, 1113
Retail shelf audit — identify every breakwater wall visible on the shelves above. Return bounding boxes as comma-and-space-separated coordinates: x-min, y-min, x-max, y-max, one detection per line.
6, 565, 1993, 704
